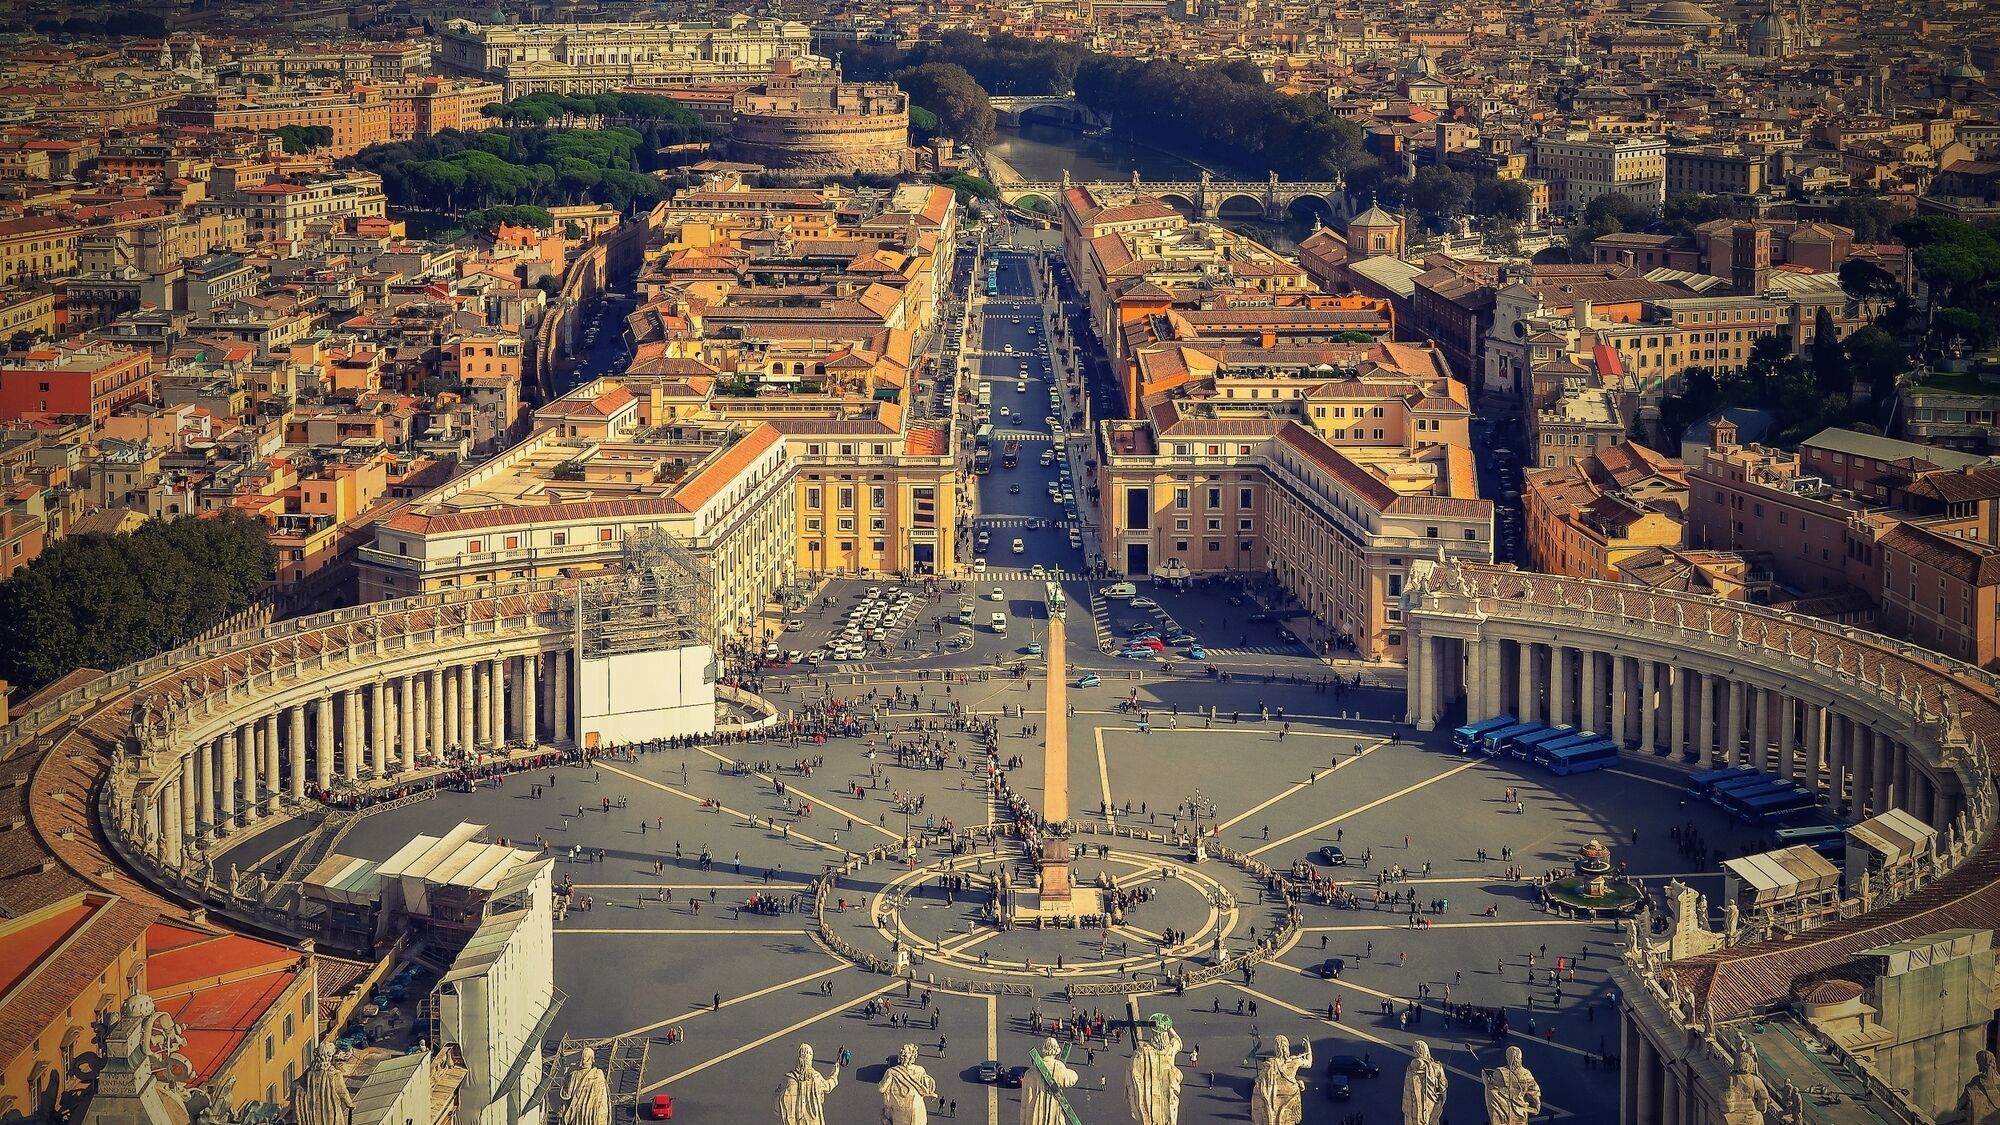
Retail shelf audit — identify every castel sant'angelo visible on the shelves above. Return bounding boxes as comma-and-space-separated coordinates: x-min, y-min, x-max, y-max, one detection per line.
726, 59, 911, 177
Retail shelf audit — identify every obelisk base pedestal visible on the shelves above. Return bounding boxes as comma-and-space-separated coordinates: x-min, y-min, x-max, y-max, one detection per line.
1012, 839, 1101, 920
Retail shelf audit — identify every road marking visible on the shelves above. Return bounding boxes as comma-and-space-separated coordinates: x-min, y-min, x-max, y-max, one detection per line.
1267, 958, 1605, 1062
1215, 738, 1387, 831
558, 927, 813, 935
596, 761, 854, 857
1248, 758, 1486, 858
986, 993, 1000, 1125
1229, 983, 1574, 1119
691, 746, 903, 843
1295, 919, 1604, 933
604, 962, 850, 1042
1095, 725, 1115, 828
642, 978, 903, 1092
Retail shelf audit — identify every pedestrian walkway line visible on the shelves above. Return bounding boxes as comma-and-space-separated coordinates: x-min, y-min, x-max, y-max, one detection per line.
1215, 737, 1388, 832
559, 928, 812, 935
691, 746, 904, 844
1227, 983, 1577, 1119
1095, 725, 1115, 829
1316, 870, 1714, 890
642, 978, 903, 1092
595, 761, 854, 858
1272, 952, 1600, 1056
605, 962, 851, 1042
985, 994, 1000, 1125
1248, 759, 1486, 859
1296, 919, 1603, 932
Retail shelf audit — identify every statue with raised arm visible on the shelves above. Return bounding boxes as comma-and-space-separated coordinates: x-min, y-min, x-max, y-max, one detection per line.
880, 1043, 936, 1125
1960, 1049, 2000, 1125
1720, 1037, 1773, 1125
1482, 1046, 1542, 1125
1127, 1013, 1183, 1125
1403, 1040, 1447, 1125
1249, 1034, 1310, 1125
561, 1047, 609, 1125
775, 1044, 837, 1125
1021, 1037, 1077, 1125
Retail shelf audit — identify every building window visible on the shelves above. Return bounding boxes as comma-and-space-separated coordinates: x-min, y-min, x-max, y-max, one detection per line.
599, 529, 613, 542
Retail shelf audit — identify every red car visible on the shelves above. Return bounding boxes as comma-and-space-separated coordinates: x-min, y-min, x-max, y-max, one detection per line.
1127, 636, 1165, 651
649, 1095, 674, 1120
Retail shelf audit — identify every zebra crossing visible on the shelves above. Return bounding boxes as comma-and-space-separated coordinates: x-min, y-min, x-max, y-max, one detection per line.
968, 567, 1092, 581
972, 515, 1083, 529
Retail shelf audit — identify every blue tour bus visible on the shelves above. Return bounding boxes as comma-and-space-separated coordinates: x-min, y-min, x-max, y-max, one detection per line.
1546, 739, 1619, 776
1532, 730, 1603, 766
1717, 779, 1799, 815
1480, 722, 1543, 756
1687, 767, 1758, 797
1453, 716, 1517, 754
1772, 823, 1845, 848
1710, 773, 1784, 804
1510, 725, 1576, 761
1738, 787, 1818, 823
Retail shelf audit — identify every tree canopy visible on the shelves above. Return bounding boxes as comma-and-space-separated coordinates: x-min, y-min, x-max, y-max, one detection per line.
271, 125, 334, 154
891, 63, 995, 148
347, 125, 670, 215
1073, 57, 1366, 181
0, 514, 274, 694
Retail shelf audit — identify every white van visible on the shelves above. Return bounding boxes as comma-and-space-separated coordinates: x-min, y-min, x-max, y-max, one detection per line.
959, 601, 975, 624
990, 612, 1008, 634
1104, 582, 1138, 598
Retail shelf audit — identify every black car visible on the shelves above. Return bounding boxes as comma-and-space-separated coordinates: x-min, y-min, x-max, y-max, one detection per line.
1001, 1066, 1028, 1088
1275, 625, 1298, 643
1325, 1055, 1381, 1079
1317, 845, 1346, 866
1246, 611, 1274, 623
1324, 1073, 1352, 1100
1316, 957, 1345, 979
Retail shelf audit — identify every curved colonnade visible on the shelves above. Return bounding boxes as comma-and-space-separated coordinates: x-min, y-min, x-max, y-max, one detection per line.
4, 579, 604, 907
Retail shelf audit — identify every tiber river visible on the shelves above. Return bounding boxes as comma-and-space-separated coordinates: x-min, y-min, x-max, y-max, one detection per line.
984, 120, 1332, 252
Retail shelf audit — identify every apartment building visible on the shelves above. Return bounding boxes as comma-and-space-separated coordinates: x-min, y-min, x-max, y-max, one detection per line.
384, 76, 506, 139
1522, 440, 1689, 581
1665, 143, 1768, 198
0, 216, 81, 288
162, 89, 393, 158
0, 344, 155, 429
214, 171, 389, 245
1532, 132, 1668, 212
1094, 344, 1488, 660
436, 17, 813, 96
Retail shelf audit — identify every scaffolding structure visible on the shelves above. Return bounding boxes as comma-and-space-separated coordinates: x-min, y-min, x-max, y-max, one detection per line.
567, 529, 713, 658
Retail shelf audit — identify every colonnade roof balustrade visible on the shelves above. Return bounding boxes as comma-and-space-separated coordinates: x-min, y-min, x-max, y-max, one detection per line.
1, 577, 577, 928
1407, 560, 2000, 1019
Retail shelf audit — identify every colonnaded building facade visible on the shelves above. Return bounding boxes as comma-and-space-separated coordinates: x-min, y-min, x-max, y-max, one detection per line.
1404, 558, 2000, 1124
435, 16, 814, 96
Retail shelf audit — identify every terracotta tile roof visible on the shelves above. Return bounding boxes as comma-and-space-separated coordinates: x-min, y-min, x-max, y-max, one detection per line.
904, 427, 947, 456
1904, 466, 2000, 506
672, 423, 779, 511
1877, 522, 2000, 586
1276, 423, 1399, 509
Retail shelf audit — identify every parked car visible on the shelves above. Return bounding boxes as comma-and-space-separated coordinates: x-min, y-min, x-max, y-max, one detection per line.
1104, 582, 1138, 598
978, 1060, 1002, 1083
1325, 1055, 1381, 1079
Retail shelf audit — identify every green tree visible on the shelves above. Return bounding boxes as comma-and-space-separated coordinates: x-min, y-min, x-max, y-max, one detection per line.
893, 63, 995, 147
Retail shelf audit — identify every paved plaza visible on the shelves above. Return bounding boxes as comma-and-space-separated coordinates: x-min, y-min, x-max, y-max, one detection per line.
257, 656, 1775, 1124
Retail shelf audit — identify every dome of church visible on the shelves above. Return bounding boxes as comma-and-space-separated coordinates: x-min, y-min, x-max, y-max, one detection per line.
1638, 1, 1721, 25
1945, 48, 1985, 80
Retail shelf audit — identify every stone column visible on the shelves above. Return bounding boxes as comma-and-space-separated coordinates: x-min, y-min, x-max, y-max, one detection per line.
489, 657, 507, 747
1579, 647, 1599, 733
1610, 653, 1629, 746
400, 676, 418, 772
342, 689, 361, 782
370, 682, 390, 775
1750, 686, 1771, 774
1517, 641, 1535, 724
521, 654, 540, 747
429, 668, 446, 759
1633, 1027, 1660, 1125
261, 713, 281, 814
179, 752, 198, 847
160, 778, 182, 867
218, 728, 239, 832
472, 662, 490, 749
553, 649, 571, 743
1483, 638, 1503, 721
314, 696, 334, 792
1639, 661, 1658, 753
1405, 625, 1426, 726
1695, 671, 1716, 764
1828, 715, 1850, 816
287, 705, 306, 801
1668, 667, 1687, 759
457, 663, 476, 754
1549, 644, 1568, 729
1776, 695, 1797, 781
194, 739, 213, 836
1416, 635, 1440, 731
1872, 731, 1895, 816
240, 722, 260, 822
1724, 679, 1744, 767
1804, 704, 1825, 798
